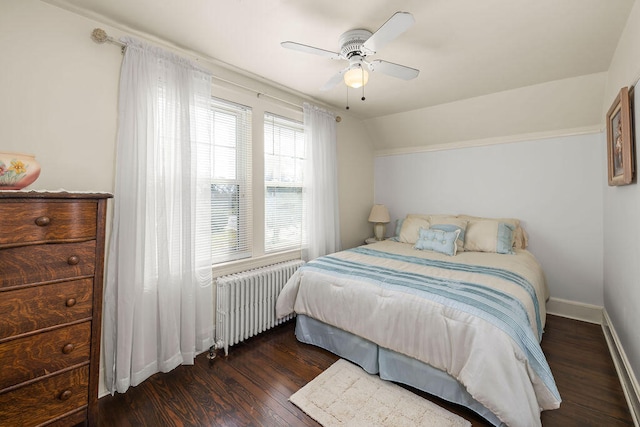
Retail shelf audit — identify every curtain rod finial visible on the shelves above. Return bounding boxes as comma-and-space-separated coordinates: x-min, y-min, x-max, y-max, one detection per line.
336, 116, 342, 122
91, 28, 108, 44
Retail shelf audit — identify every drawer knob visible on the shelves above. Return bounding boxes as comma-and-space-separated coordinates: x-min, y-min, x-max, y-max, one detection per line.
58, 390, 72, 401
67, 256, 80, 265
62, 343, 75, 354
65, 298, 77, 307
35, 216, 51, 226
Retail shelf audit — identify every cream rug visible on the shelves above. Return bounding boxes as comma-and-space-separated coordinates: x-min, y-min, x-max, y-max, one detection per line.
290, 359, 471, 427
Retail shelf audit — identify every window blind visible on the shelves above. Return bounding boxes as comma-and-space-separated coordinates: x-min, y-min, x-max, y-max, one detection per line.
210, 97, 252, 263
264, 113, 305, 253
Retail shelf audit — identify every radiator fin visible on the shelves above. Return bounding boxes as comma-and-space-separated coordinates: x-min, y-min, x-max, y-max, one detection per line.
215, 259, 304, 355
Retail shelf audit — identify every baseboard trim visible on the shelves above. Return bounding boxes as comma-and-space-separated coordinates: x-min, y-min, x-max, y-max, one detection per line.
602, 309, 640, 426
545, 297, 603, 324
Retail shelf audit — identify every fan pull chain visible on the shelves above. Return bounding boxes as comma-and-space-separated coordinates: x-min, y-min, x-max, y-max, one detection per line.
345, 85, 350, 110
361, 67, 366, 101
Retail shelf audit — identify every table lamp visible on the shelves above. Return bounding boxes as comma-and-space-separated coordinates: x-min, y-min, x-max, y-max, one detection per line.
368, 204, 390, 241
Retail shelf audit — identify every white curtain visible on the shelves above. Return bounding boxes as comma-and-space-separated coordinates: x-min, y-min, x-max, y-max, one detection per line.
103, 38, 214, 394
302, 102, 341, 260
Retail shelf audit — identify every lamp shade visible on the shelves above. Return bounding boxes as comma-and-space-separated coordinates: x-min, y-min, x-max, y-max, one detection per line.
344, 67, 369, 89
368, 204, 390, 223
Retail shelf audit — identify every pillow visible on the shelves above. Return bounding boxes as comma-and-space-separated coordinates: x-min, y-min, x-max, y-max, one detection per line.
513, 226, 528, 249
414, 228, 461, 256
406, 213, 431, 221
463, 219, 515, 254
398, 217, 430, 244
428, 216, 468, 252
387, 218, 405, 242
458, 214, 527, 249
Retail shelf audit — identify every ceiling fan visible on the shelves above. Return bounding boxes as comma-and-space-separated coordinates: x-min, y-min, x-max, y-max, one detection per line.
281, 11, 420, 92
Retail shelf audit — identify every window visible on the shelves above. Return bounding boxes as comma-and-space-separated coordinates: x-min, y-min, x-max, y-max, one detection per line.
264, 113, 306, 253
210, 97, 252, 263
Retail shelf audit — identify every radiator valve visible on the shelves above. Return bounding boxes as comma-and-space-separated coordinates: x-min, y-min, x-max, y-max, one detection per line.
207, 340, 225, 360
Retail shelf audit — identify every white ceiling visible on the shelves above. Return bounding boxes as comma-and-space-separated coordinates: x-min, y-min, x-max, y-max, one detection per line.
48, 0, 634, 119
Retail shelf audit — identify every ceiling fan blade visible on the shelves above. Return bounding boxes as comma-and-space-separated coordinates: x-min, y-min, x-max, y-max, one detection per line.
362, 12, 415, 55
320, 67, 349, 91
368, 59, 419, 80
281, 41, 342, 60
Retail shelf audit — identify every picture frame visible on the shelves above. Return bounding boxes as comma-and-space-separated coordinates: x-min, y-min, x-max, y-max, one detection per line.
606, 86, 634, 186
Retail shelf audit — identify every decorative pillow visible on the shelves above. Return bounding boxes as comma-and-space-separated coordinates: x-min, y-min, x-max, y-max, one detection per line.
414, 228, 461, 256
428, 216, 468, 252
463, 219, 515, 254
398, 217, 430, 244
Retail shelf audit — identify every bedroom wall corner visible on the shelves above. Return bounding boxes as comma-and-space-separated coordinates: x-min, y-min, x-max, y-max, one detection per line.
336, 115, 375, 249
546, 297, 603, 325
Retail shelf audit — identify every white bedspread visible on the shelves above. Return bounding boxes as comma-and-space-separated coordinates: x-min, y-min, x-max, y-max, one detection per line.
276, 241, 561, 427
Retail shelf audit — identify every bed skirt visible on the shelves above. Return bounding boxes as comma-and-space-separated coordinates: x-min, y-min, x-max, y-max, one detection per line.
295, 314, 505, 427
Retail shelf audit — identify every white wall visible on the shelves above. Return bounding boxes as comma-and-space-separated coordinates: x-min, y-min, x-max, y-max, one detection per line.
602, 0, 640, 393
337, 117, 375, 249
0, 0, 374, 250
375, 132, 604, 306
364, 73, 605, 152
0, 0, 120, 192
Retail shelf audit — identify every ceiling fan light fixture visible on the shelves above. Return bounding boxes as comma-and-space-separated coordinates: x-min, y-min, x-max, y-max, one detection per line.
344, 67, 369, 89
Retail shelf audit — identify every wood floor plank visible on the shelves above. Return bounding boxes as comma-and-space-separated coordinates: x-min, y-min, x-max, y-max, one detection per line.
99, 315, 634, 426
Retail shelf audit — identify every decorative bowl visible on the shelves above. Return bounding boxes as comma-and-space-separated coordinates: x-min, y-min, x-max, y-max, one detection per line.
0, 152, 41, 190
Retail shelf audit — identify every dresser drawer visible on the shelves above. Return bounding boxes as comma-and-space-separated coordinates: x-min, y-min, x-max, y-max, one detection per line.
0, 322, 91, 390
0, 241, 96, 290
0, 200, 97, 246
0, 279, 93, 340
0, 365, 89, 426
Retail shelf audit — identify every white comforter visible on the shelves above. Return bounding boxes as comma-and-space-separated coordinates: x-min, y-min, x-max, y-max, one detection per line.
276, 241, 561, 427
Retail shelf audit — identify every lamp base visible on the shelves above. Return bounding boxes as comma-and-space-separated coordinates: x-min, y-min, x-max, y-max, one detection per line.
373, 223, 387, 241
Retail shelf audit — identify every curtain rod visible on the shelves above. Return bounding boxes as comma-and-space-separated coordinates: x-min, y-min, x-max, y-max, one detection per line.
90, 28, 342, 122
91, 28, 126, 49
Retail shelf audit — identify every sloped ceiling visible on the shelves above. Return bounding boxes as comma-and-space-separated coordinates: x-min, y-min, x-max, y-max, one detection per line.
46, 0, 634, 119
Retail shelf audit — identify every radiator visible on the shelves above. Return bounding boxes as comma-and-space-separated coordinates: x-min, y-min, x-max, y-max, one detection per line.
215, 259, 304, 355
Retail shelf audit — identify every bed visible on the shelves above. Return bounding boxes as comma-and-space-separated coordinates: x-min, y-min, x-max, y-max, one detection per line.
276, 214, 561, 427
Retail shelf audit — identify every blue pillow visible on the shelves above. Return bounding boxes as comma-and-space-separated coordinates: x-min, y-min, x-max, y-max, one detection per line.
430, 223, 466, 251
414, 228, 461, 256
496, 222, 515, 254
388, 218, 405, 242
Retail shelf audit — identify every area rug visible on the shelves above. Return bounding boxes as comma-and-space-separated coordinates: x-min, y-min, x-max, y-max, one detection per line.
290, 359, 471, 427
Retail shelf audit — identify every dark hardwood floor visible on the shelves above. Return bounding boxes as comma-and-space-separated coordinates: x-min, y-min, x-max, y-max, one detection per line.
98, 315, 634, 426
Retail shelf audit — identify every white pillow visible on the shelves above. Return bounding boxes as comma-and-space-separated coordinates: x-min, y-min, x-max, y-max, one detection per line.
458, 214, 527, 249
399, 217, 430, 244
463, 219, 515, 254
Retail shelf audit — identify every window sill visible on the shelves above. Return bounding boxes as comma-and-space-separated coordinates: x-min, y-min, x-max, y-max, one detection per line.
213, 249, 302, 278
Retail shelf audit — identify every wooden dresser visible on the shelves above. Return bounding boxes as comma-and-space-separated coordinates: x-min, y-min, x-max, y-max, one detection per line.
0, 191, 111, 427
